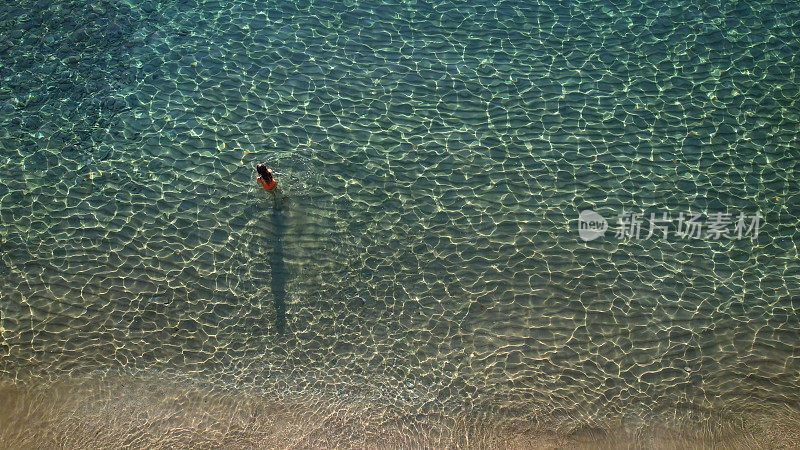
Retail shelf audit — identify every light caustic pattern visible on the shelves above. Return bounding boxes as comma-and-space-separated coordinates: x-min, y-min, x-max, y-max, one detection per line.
0, 0, 799, 432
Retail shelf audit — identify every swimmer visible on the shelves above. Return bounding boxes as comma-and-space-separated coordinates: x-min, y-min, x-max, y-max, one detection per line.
257, 163, 288, 210
256, 163, 278, 193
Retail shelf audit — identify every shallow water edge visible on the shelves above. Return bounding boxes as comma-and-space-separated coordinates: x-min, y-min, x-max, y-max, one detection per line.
1, 373, 799, 449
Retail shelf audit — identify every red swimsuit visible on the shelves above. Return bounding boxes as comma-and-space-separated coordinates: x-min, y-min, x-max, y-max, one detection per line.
257, 176, 277, 191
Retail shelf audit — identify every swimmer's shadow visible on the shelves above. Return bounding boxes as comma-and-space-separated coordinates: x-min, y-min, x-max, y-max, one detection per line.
269, 204, 289, 334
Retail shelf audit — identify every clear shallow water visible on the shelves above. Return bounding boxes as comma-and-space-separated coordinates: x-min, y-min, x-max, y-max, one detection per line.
1, 0, 799, 441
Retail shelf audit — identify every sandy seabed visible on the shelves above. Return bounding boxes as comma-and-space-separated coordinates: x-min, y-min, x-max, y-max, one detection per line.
1, 375, 799, 449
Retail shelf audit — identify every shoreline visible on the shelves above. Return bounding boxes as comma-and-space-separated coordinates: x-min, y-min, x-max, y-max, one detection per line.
1, 374, 798, 449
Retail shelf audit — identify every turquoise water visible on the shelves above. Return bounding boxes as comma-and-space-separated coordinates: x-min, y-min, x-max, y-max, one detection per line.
1, 0, 799, 442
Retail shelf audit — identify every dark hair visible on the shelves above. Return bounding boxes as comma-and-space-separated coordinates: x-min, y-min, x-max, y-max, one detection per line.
257, 163, 272, 181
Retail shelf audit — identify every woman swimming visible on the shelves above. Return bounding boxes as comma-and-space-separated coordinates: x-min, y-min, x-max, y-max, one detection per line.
256, 163, 278, 192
